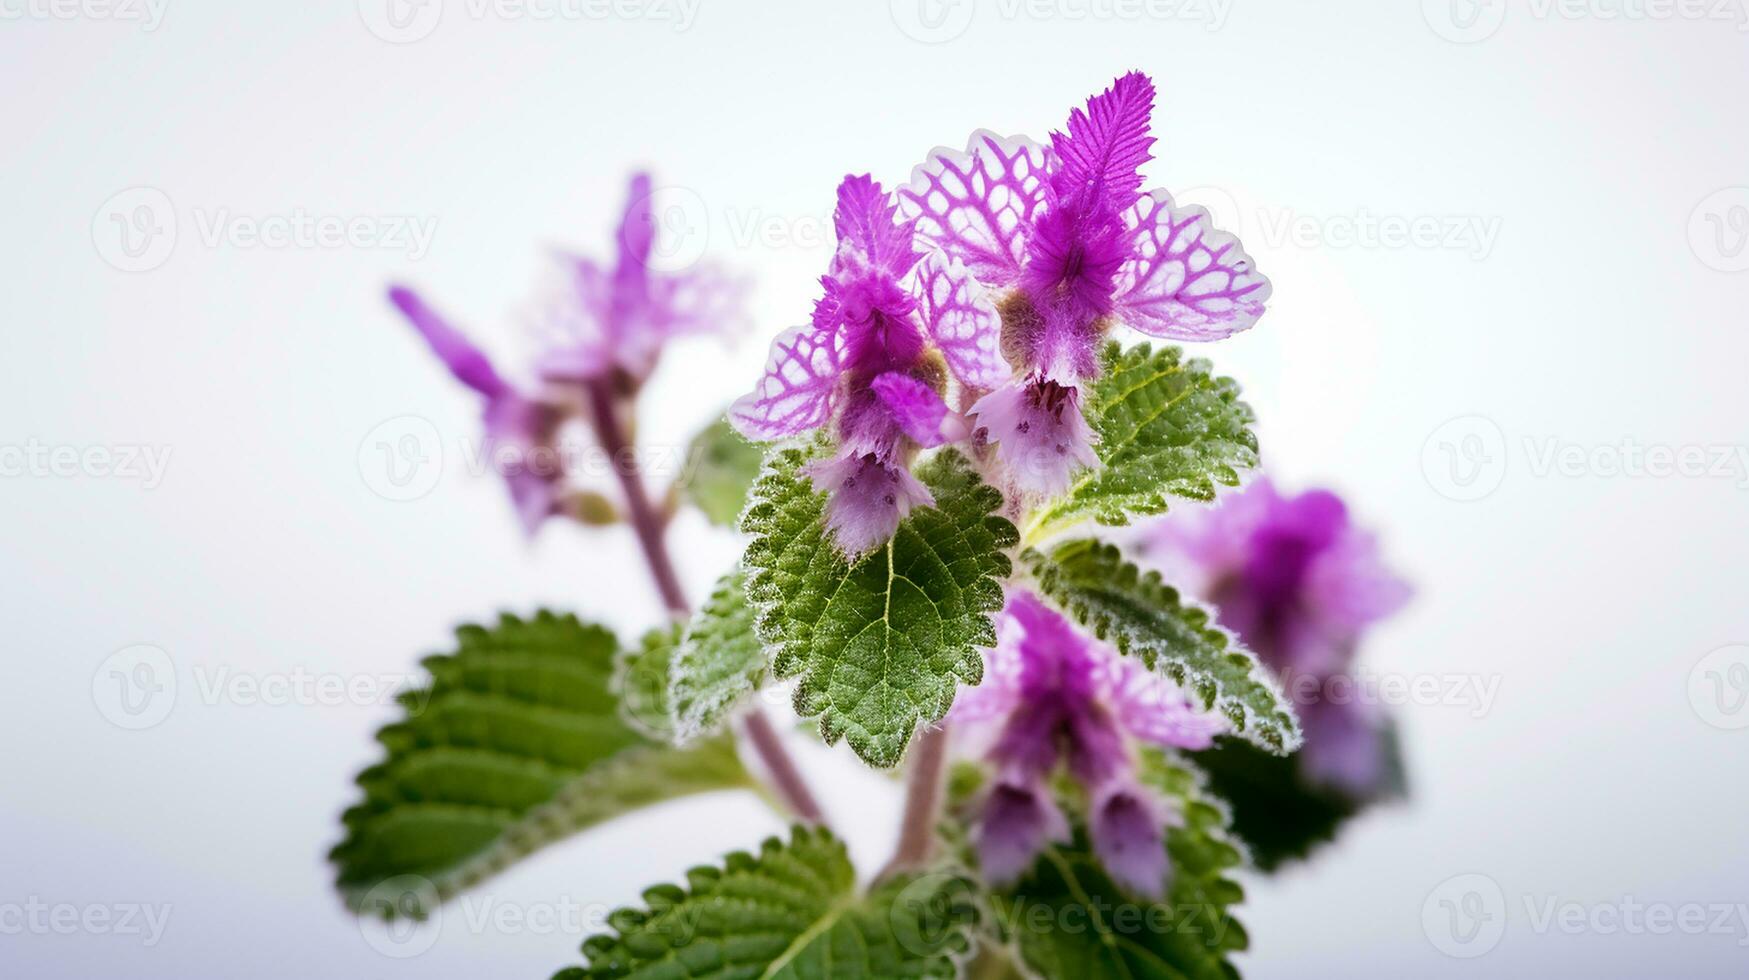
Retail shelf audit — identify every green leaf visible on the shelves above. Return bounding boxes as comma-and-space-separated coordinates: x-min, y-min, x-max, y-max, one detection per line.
683, 416, 767, 526
1024, 342, 1257, 542
616, 623, 683, 742
331, 611, 753, 915
1025, 539, 1299, 755
556, 826, 977, 979
670, 569, 767, 742
987, 752, 1249, 980
741, 447, 1018, 768
1193, 721, 1406, 871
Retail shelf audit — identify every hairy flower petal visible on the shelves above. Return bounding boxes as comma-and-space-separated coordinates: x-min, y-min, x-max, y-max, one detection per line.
970, 380, 1099, 496
977, 779, 1070, 886
803, 453, 935, 557
1089, 781, 1174, 899
870, 372, 954, 448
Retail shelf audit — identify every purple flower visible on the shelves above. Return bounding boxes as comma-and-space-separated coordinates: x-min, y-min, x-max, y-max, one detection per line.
389, 287, 566, 536
951, 590, 1227, 896
730, 174, 1007, 555
900, 71, 1270, 494
1143, 479, 1411, 795
536, 173, 749, 385
389, 172, 746, 535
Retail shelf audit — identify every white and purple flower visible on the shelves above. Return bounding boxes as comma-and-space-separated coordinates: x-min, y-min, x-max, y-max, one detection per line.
730, 174, 1007, 555
389, 173, 746, 535
900, 71, 1270, 495
951, 591, 1227, 896
1144, 479, 1412, 795
535, 173, 749, 385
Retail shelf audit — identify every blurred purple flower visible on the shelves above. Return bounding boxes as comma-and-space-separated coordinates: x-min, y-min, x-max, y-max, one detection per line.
1143, 478, 1411, 795
900, 71, 1269, 494
388, 172, 746, 535
388, 287, 566, 536
534, 173, 749, 385
951, 590, 1226, 896
730, 174, 1004, 555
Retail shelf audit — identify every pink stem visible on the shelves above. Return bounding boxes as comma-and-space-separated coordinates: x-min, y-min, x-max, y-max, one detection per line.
882, 722, 950, 876
583, 378, 823, 824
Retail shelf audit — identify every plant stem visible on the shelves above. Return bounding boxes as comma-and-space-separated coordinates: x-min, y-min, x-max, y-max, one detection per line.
740, 707, 824, 824
583, 378, 823, 825
882, 722, 950, 877
584, 379, 690, 617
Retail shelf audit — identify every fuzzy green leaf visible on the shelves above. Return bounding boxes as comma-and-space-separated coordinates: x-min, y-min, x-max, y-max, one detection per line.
1024, 342, 1256, 541
616, 622, 683, 742
741, 448, 1018, 768
671, 569, 767, 742
684, 417, 767, 526
332, 611, 753, 915
987, 752, 1249, 980
1025, 539, 1299, 754
556, 826, 977, 979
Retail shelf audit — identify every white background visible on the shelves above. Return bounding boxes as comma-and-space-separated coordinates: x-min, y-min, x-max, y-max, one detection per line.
4, 1, 1747, 976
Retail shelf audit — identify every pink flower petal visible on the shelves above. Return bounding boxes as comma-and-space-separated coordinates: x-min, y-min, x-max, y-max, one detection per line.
729, 321, 845, 441
1114, 189, 1271, 341
900, 130, 1055, 288
914, 250, 1009, 390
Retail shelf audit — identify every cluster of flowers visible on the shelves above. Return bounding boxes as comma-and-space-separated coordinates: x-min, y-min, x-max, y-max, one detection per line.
390, 70, 1407, 895
723, 71, 1286, 890
729, 70, 1270, 553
